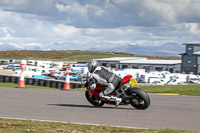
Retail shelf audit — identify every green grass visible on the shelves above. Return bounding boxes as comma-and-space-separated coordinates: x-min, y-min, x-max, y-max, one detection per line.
0, 82, 58, 90
139, 84, 200, 96
1, 82, 200, 96
0, 50, 180, 63
74, 84, 200, 96
0, 118, 195, 133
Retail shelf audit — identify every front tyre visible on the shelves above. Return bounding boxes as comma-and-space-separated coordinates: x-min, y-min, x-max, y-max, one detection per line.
126, 87, 150, 110
85, 90, 104, 107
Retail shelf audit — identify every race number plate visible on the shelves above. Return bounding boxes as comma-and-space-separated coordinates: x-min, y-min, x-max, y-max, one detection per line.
129, 78, 137, 87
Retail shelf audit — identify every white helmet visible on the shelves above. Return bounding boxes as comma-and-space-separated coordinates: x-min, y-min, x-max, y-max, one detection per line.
88, 59, 98, 73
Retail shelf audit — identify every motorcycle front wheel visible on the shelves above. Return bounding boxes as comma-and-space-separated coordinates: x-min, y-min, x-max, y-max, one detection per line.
126, 87, 150, 110
85, 90, 104, 107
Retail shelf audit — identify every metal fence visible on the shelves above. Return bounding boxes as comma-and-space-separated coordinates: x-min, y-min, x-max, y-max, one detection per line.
0, 75, 83, 89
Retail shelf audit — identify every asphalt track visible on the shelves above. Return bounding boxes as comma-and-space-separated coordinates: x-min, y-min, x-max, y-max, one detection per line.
0, 87, 200, 132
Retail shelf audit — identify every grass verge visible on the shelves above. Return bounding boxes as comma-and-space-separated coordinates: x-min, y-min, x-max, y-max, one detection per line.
0, 118, 195, 133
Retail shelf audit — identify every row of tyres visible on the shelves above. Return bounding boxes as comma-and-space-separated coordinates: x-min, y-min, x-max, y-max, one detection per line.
0, 75, 83, 89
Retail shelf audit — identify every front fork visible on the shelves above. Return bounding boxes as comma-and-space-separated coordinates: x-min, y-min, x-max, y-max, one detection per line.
87, 88, 101, 99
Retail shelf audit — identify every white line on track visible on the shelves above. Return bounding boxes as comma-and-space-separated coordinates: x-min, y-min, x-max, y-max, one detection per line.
0, 116, 148, 130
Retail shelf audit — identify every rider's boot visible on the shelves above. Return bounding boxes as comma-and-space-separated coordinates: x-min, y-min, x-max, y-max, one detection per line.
110, 96, 122, 107
99, 92, 122, 107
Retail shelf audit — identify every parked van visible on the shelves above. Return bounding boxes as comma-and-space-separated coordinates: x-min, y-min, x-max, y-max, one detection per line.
27, 60, 35, 66
165, 74, 188, 85
6, 64, 20, 70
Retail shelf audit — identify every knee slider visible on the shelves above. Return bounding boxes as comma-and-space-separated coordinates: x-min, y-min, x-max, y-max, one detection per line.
99, 91, 105, 98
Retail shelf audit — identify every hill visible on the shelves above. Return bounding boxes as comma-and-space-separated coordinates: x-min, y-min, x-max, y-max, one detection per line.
0, 50, 180, 63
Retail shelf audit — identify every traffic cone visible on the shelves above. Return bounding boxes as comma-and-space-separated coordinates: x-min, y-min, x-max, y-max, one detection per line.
63, 70, 71, 90
18, 68, 25, 88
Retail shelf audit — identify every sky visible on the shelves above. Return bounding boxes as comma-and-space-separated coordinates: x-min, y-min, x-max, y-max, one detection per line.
0, 0, 200, 56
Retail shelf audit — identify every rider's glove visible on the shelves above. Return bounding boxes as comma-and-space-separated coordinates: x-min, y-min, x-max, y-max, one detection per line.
88, 77, 96, 90
89, 83, 96, 90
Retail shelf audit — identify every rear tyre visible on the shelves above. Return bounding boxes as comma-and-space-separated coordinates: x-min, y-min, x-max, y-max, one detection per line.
126, 87, 150, 110
85, 90, 104, 107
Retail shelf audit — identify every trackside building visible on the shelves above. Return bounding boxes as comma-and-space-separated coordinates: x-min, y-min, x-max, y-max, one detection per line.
181, 43, 200, 75
96, 57, 181, 73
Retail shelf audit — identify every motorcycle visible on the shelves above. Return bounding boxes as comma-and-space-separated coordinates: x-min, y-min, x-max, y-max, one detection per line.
84, 75, 150, 109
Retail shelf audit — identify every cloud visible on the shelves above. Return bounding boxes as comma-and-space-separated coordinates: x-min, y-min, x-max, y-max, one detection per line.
0, 0, 200, 56
52, 24, 81, 38
185, 23, 200, 35
55, 2, 88, 14
156, 50, 179, 54
1, 0, 200, 28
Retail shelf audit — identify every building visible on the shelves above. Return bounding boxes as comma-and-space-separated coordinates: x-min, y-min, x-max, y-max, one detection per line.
181, 43, 200, 75
96, 57, 145, 69
96, 57, 181, 73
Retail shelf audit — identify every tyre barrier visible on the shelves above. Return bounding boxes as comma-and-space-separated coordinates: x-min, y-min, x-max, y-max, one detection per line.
33, 78, 39, 86
4, 76, 10, 83
10, 76, 16, 83
39, 79, 45, 86
50, 80, 57, 88
44, 80, 51, 87
57, 81, 64, 89
15, 77, 20, 84
0, 75, 4, 82
27, 78, 34, 85
0, 75, 83, 89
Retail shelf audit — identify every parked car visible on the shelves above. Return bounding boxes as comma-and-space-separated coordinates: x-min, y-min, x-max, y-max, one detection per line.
52, 71, 79, 81
51, 71, 66, 79
62, 72, 79, 81
6, 63, 20, 69
187, 80, 199, 84
78, 73, 88, 81
68, 72, 79, 81
32, 75, 49, 79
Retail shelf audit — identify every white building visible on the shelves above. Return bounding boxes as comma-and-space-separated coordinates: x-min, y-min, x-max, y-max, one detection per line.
96, 57, 181, 73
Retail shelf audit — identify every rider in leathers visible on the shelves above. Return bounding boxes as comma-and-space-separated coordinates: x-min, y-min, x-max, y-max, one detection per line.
87, 59, 122, 106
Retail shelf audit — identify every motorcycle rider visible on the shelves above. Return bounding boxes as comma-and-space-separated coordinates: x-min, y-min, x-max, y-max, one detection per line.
87, 59, 122, 106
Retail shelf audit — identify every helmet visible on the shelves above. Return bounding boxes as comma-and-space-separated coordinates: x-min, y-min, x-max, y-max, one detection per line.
88, 59, 98, 73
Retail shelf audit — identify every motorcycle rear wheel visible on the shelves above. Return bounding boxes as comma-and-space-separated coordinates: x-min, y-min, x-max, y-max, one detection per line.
85, 90, 104, 107
126, 87, 150, 110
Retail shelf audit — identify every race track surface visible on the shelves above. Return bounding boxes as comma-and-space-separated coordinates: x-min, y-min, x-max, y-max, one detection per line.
0, 87, 200, 132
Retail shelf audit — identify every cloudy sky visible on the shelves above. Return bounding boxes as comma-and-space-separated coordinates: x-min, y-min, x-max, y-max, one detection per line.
0, 0, 200, 56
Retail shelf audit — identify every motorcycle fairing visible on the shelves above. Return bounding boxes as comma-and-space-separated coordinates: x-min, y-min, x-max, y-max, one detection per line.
120, 75, 132, 86
85, 75, 133, 105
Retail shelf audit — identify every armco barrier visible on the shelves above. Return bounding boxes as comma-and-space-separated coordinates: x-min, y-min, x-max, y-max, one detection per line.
0, 75, 83, 89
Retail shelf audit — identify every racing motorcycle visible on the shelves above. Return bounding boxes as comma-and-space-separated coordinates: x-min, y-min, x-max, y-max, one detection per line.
84, 75, 150, 109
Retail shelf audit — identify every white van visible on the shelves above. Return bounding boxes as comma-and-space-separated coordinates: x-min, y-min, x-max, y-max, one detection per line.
165, 74, 188, 85
27, 60, 35, 65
